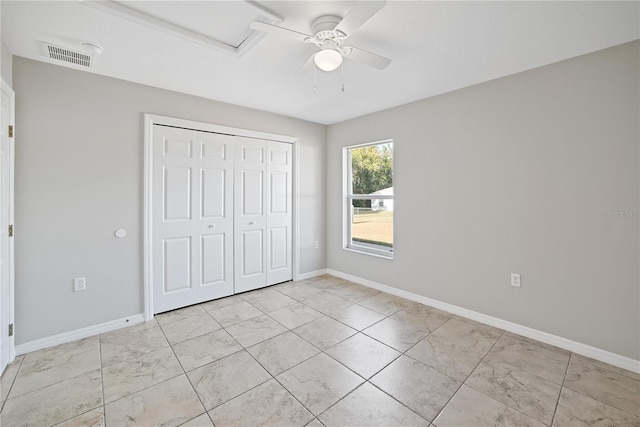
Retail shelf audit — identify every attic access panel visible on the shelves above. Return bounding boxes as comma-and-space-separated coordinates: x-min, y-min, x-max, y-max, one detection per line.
83, 0, 282, 56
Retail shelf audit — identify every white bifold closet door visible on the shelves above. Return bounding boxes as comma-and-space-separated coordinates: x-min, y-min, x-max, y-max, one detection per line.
152, 125, 235, 313
234, 139, 292, 293
265, 141, 293, 285
152, 125, 292, 313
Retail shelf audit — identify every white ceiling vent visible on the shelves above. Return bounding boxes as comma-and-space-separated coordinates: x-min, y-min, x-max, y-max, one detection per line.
41, 42, 93, 68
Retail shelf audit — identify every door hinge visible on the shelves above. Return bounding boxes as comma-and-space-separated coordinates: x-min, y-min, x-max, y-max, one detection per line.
8, 224, 13, 237
8, 323, 13, 337
8, 125, 13, 138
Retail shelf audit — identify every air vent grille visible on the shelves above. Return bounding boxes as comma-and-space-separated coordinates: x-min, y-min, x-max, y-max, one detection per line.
42, 42, 92, 68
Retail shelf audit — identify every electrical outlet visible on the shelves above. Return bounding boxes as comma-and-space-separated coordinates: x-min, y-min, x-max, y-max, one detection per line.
511, 273, 521, 288
73, 277, 86, 292
314, 240, 319, 249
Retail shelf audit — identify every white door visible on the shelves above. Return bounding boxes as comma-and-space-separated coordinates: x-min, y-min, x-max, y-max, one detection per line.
266, 141, 292, 285
234, 138, 267, 293
0, 80, 15, 374
152, 125, 235, 313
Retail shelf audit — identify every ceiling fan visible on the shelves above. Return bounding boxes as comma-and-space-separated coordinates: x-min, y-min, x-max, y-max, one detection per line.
250, 0, 391, 73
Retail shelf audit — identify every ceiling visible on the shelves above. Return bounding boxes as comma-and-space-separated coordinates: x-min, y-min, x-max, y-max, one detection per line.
2, 1, 638, 125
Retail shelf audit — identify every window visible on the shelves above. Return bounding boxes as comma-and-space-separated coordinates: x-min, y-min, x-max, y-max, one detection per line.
344, 140, 394, 258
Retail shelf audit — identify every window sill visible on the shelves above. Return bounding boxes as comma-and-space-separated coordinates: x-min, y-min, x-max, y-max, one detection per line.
344, 246, 394, 260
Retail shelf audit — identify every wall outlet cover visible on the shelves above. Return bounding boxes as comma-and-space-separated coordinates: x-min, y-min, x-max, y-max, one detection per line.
511, 273, 521, 287
73, 277, 86, 292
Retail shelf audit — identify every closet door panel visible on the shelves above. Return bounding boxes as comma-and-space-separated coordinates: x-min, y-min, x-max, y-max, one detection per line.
266, 141, 292, 285
234, 138, 267, 293
152, 126, 234, 313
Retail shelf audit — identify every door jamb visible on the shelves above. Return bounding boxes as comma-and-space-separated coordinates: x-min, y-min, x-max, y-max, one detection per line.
143, 114, 300, 321
0, 78, 15, 370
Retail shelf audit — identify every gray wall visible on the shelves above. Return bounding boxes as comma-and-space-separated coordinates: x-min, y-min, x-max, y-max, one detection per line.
13, 57, 326, 344
327, 41, 639, 359
1, 38, 11, 86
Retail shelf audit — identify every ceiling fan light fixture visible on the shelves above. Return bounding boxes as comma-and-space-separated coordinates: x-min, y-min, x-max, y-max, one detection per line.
314, 49, 342, 72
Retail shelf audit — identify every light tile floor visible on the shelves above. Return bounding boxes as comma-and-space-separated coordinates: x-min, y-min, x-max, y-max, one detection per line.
1, 275, 638, 426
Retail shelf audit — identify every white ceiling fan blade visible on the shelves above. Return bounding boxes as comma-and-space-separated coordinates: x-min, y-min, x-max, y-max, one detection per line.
294, 53, 316, 76
334, 0, 386, 37
344, 46, 391, 70
249, 21, 313, 43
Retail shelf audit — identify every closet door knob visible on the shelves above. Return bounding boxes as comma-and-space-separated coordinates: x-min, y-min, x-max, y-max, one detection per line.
249, 221, 255, 225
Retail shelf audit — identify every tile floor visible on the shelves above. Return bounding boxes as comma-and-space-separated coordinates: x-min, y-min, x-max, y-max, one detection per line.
1, 275, 638, 426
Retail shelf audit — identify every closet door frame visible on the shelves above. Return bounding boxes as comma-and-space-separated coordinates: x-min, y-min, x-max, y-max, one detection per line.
143, 114, 299, 320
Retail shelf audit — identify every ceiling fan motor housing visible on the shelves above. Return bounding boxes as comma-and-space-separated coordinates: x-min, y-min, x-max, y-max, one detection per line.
311, 15, 346, 40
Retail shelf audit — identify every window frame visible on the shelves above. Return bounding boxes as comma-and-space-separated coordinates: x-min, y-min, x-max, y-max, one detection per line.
343, 139, 394, 259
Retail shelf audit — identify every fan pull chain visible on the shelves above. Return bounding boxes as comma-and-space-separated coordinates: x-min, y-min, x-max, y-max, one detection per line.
313, 64, 317, 94
341, 61, 345, 93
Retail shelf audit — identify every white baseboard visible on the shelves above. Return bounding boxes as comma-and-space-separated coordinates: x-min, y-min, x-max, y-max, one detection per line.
15, 314, 145, 356
327, 268, 640, 374
296, 268, 327, 281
